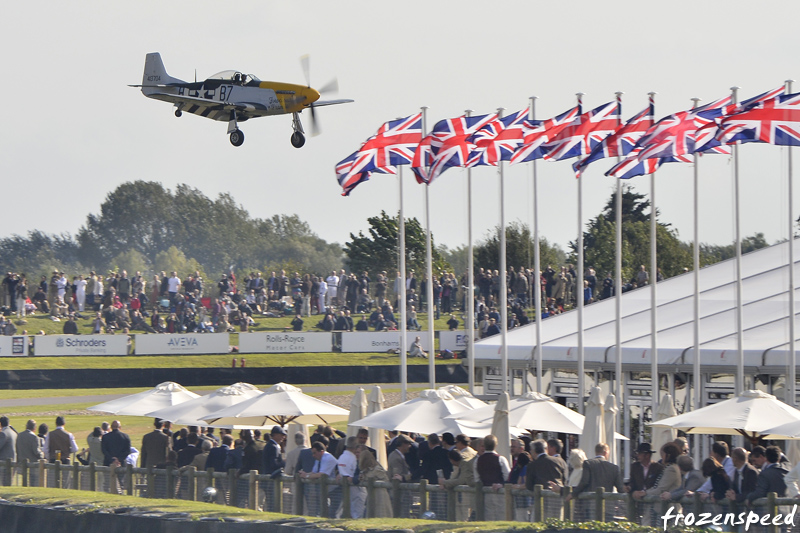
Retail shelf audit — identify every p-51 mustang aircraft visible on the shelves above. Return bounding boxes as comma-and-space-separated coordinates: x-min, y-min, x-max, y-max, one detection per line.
131, 53, 353, 147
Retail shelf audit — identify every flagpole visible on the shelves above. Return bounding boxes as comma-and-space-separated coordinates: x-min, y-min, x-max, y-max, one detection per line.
422, 107, 436, 390
466, 108, 476, 395
498, 107, 509, 393
648, 92, 659, 415
787, 79, 797, 407
731, 86, 745, 395
398, 164, 408, 402
691, 97, 702, 414
576, 92, 585, 414
530, 96, 543, 393
614, 90, 624, 468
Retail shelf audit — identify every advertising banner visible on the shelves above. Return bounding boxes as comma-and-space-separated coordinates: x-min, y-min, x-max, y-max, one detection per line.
134, 333, 229, 355
238, 332, 332, 353
0, 335, 29, 357
438, 330, 470, 352
34, 335, 128, 356
340, 332, 432, 353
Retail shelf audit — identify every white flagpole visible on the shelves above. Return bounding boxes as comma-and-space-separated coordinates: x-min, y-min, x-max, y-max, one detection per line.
466, 109, 476, 395
576, 92, 585, 414
530, 97, 543, 393
691, 97, 702, 413
422, 107, 436, 390
731, 86, 745, 394
614, 90, 624, 467
498, 107, 509, 393
787, 79, 797, 407
648, 91, 659, 415
398, 165, 408, 402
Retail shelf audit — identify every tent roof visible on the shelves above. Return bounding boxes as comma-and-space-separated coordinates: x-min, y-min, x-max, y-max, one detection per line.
474, 238, 800, 372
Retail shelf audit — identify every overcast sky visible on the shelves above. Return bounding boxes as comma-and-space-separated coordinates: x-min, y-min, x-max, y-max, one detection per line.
2, 1, 797, 261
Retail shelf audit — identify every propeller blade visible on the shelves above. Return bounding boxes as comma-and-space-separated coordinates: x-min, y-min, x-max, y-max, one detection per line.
309, 104, 320, 137
300, 54, 311, 87
317, 78, 339, 95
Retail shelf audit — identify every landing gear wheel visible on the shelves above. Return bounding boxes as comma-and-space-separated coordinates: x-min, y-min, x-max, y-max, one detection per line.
174, 109, 182, 117
230, 129, 245, 147
291, 131, 305, 148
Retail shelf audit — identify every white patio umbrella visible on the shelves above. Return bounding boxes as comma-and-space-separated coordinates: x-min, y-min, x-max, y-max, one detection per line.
367, 385, 388, 468
491, 392, 511, 463
604, 393, 619, 465
201, 382, 350, 428
651, 393, 678, 453
581, 386, 606, 459
350, 388, 487, 435
439, 384, 487, 409
144, 383, 262, 427
755, 419, 800, 439
649, 390, 800, 443
88, 381, 200, 416
346, 388, 368, 438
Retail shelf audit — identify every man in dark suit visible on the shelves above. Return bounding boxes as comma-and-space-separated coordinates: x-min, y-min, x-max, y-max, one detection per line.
526, 439, 566, 490
177, 433, 203, 468
356, 428, 377, 459
140, 419, 170, 469
420, 433, 452, 484
746, 445, 789, 503
101, 420, 131, 466
726, 447, 759, 504
567, 443, 625, 502
206, 434, 232, 472
628, 442, 664, 492
262, 426, 286, 476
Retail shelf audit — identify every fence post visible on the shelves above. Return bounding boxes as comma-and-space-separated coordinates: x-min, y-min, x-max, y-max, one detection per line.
320, 476, 329, 518
627, 492, 638, 522
391, 478, 402, 518
532, 484, 543, 523
187, 466, 197, 501
594, 487, 605, 522
54, 460, 62, 489
4, 458, 10, 486
563, 486, 573, 521
166, 466, 175, 499
418, 479, 428, 516
248, 470, 258, 510
767, 492, 779, 533
446, 483, 456, 522
294, 473, 305, 515
227, 469, 237, 506
505, 485, 514, 521
72, 461, 80, 490
475, 485, 485, 522
366, 477, 376, 519
38, 460, 46, 488
274, 476, 284, 513
206, 468, 214, 501
146, 466, 155, 498
123, 463, 132, 495
342, 476, 351, 518
21, 459, 28, 487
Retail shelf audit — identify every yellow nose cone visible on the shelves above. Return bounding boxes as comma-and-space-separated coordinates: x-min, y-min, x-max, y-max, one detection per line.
302, 87, 321, 106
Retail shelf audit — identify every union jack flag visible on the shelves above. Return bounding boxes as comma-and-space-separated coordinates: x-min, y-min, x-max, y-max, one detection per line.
716, 90, 800, 146
423, 113, 497, 183
605, 147, 691, 180
509, 106, 580, 165
465, 108, 528, 167
542, 101, 619, 161
336, 151, 391, 196
695, 87, 783, 152
635, 95, 731, 161
410, 133, 434, 183
341, 113, 422, 185
573, 104, 652, 177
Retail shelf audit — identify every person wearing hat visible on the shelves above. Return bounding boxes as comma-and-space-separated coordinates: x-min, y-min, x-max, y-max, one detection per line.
627, 442, 664, 493
260, 425, 286, 511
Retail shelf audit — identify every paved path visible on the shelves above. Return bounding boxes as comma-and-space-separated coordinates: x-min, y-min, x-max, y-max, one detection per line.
0, 383, 417, 409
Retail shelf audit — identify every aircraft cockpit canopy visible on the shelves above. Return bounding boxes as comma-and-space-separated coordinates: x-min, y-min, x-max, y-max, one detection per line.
208, 70, 261, 85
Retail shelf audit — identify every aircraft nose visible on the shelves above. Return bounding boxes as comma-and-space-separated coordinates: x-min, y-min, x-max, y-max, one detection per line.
304, 87, 321, 105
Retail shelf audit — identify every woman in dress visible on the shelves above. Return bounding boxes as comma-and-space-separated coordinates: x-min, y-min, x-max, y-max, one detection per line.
358, 448, 393, 517
75, 275, 87, 311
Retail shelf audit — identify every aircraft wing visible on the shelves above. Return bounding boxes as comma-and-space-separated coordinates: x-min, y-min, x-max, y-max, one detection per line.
312, 99, 355, 107
147, 92, 263, 113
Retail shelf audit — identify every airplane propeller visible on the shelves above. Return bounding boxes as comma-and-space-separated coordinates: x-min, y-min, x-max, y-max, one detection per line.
300, 54, 339, 136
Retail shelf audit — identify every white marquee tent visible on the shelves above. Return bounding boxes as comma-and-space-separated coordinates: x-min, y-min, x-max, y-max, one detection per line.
474, 239, 800, 373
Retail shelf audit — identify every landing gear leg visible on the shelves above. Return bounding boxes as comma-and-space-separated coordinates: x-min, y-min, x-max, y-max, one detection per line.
291, 112, 305, 148
228, 110, 244, 147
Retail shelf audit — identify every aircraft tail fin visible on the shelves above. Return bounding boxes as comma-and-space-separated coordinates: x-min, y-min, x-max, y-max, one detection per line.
141, 53, 184, 94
